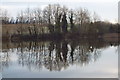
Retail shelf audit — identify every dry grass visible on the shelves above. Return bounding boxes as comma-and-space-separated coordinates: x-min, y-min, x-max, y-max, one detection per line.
2, 24, 49, 36
103, 33, 119, 38
103, 33, 120, 42
2, 24, 20, 35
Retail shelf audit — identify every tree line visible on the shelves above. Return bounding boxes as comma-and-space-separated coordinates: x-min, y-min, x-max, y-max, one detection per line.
1, 4, 120, 37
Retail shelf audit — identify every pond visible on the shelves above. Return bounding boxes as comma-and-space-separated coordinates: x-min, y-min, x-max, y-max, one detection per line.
1, 39, 118, 78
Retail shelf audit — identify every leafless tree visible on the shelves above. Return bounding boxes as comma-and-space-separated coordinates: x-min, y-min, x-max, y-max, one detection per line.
75, 8, 91, 33
68, 9, 74, 31
93, 12, 100, 22
1, 9, 9, 24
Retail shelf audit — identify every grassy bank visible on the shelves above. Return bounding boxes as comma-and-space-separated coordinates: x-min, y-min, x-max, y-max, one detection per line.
2, 24, 120, 42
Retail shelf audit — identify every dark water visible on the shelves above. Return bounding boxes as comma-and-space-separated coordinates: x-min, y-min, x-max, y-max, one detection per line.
1, 39, 118, 78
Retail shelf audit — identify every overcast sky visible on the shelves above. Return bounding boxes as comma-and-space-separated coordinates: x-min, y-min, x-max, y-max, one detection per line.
0, 0, 120, 23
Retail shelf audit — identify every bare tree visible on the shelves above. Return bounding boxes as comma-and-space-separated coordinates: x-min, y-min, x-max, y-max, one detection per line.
43, 4, 69, 34
34, 8, 43, 34
17, 10, 24, 35
43, 4, 55, 33
2, 9, 9, 24
62, 12, 68, 33
34, 8, 42, 25
93, 12, 100, 22
75, 8, 91, 33
25, 7, 31, 24
69, 9, 74, 31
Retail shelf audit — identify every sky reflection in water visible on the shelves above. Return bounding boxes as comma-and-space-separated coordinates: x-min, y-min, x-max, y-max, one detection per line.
1, 40, 118, 78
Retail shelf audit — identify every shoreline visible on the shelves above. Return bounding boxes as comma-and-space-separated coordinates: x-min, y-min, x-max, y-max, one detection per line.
2, 33, 119, 43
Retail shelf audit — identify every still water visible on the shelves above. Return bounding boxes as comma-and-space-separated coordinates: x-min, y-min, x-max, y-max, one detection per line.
1, 39, 118, 78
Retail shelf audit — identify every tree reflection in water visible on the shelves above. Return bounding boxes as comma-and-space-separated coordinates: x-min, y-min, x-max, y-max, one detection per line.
2, 39, 119, 71
1, 51, 11, 69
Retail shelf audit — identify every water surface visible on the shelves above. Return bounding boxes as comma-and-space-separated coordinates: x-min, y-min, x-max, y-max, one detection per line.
1, 39, 118, 78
